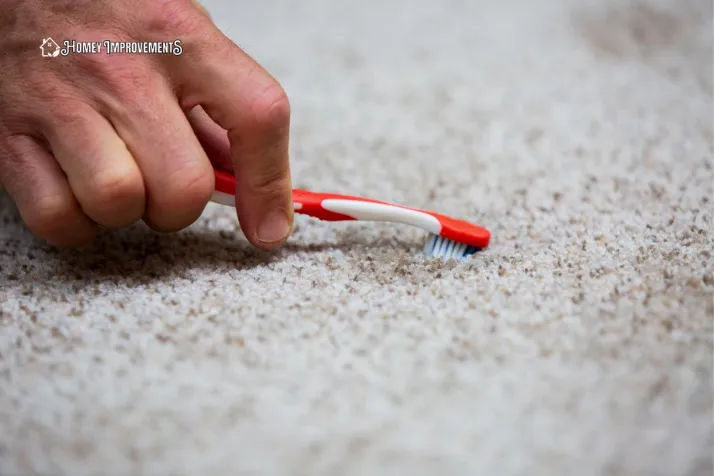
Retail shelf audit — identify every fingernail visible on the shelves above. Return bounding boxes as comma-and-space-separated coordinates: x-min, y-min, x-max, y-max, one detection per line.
257, 210, 290, 244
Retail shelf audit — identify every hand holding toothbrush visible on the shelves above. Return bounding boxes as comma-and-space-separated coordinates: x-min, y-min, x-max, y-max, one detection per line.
0, 0, 294, 249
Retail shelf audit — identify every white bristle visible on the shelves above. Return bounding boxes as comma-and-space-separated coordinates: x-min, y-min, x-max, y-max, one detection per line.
434, 237, 444, 257
423, 234, 478, 261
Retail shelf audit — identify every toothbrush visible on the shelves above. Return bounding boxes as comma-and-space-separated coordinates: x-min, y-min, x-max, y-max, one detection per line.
210, 168, 490, 260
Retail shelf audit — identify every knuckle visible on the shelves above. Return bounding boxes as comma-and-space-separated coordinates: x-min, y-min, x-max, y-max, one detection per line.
85, 56, 154, 103
248, 85, 291, 132
146, 164, 213, 232
191, 0, 212, 18
34, 95, 93, 132
160, 164, 214, 207
145, 0, 206, 35
48, 105, 89, 130
86, 167, 144, 213
23, 194, 77, 239
73, 49, 113, 75
26, 74, 77, 106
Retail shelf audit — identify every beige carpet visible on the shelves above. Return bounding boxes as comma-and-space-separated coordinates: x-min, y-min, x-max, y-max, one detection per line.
1, 0, 712, 474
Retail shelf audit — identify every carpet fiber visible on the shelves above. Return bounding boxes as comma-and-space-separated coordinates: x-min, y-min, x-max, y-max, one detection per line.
1, 0, 712, 474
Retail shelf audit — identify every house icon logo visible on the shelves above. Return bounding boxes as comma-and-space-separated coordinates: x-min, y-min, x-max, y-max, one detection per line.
40, 37, 61, 57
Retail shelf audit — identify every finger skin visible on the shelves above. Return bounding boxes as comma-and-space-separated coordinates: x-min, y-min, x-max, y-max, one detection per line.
0, 134, 100, 247
99, 68, 214, 233
42, 102, 146, 229
186, 105, 233, 173
176, 33, 294, 249
191, 0, 211, 18
0, 0, 293, 248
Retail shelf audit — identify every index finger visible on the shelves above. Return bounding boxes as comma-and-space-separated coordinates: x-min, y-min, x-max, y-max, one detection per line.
177, 33, 294, 249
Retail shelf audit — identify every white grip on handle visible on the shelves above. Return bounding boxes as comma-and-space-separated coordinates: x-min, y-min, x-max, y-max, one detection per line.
321, 199, 442, 234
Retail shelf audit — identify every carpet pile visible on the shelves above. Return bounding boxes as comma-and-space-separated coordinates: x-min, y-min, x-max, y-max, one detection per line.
1, 0, 712, 474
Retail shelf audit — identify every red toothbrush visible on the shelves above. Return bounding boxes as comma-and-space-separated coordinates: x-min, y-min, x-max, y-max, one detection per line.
211, 168, 490, 259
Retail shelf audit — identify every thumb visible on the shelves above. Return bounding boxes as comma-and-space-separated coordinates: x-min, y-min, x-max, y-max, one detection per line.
177, 34, 294, 249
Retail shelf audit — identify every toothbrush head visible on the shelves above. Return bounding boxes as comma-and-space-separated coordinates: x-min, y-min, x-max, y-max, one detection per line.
423, 234, 482, 260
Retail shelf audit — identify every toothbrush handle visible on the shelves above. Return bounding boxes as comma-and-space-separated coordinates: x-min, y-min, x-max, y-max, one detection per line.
213, 168, 386, 221
293, 189, 354, 221
212, 167, 491, 248
291, 188, 396, 221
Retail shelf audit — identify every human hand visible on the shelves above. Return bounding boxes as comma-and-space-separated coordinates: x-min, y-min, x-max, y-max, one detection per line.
0, 0, 293, 249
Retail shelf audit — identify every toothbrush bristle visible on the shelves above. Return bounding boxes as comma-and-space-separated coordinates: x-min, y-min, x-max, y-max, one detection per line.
423, 234, 480, 260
